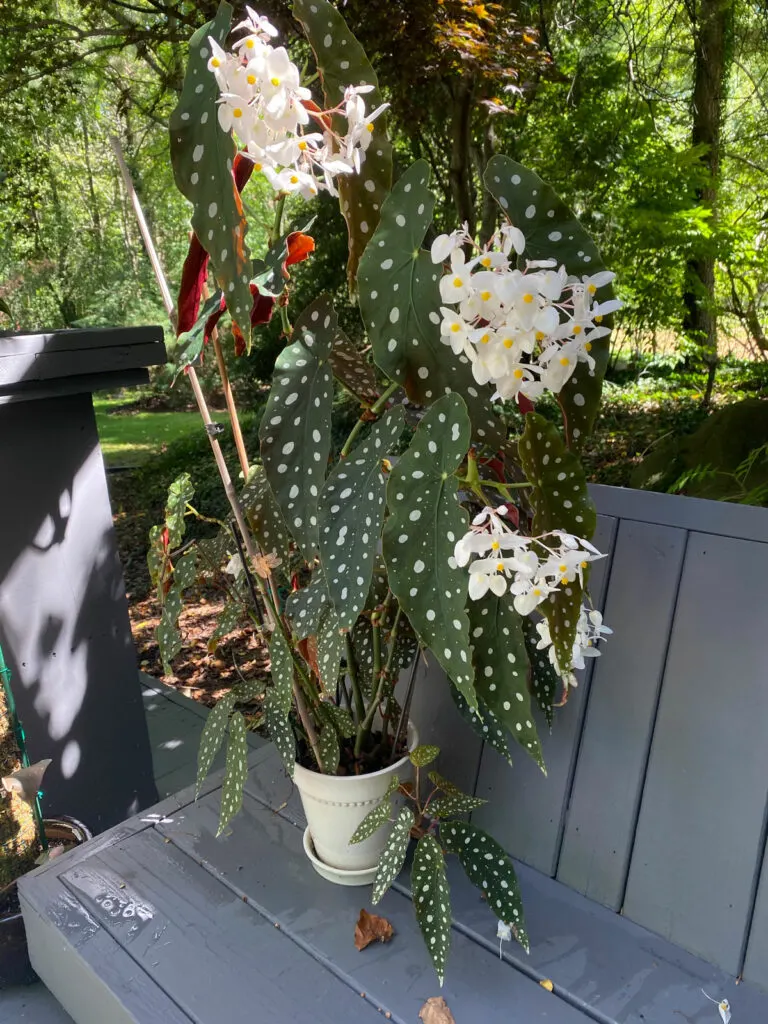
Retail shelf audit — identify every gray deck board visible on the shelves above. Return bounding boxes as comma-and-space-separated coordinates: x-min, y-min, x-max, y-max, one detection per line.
622, 531, 768, 974
472, 514, 618, 875
557, 519, 687, 908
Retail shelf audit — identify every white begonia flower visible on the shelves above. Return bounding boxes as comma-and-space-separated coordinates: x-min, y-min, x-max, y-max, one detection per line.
265, 165, 318, 199
579, 269, 615, 296
439, 250, 472, 304
431, 228, 470, 265
701, 991, 731, 1024
538, 347, 577, 393
493, 364, 545, 403
499, 222, 526, 255
440, 308, 473, 357
206, 38, 231, 90
512, 579, 552, 616
236, 7, 280, 38
217, 92, 255, 136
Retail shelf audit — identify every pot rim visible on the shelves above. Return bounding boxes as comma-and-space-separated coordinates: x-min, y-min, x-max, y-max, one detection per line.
293, 720, 418, 784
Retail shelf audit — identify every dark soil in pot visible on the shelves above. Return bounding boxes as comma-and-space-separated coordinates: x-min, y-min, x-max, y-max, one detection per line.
0, 816, 91, 989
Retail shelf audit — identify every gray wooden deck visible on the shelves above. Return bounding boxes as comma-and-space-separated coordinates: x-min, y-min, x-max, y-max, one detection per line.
2, 674, 265, 1024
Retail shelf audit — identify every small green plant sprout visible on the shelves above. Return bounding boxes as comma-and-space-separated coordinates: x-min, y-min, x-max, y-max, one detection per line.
153, 0, 618, 982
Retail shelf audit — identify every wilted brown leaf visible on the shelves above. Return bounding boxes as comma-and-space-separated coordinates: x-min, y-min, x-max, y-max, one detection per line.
419, 996, 457, 1024
354, 908, 394, 951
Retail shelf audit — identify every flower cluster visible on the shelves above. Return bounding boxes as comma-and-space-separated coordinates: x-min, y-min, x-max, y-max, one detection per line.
431, 227, 621, 403
455, 505, 605, 611
206, 7, 387, 198
535, 606, 612, 685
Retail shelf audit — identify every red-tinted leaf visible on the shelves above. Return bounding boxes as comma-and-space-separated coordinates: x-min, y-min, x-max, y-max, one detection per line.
249, 283, 277, 328
233, 323, 247, 357
285, 231, 315, 267
517, 393, 535, 415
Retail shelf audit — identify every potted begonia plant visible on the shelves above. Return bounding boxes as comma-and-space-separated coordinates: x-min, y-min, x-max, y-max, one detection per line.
152, 0, 617, 982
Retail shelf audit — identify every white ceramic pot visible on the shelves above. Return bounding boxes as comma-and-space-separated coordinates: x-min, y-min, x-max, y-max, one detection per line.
294, 722, 418, 887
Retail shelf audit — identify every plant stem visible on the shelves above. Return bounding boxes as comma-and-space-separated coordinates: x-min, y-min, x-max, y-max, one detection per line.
213, 331, 250, 480
293, 681, 322, 767
345, 635, 366, 723
390, 651, 421, 765
230, 518, 264, 630
270, 193, 287, 248
340, 380, 400, 458
355, 605, 401, 757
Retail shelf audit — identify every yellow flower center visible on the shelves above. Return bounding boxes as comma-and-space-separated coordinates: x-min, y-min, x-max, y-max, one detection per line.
560, 576, 569, 585
481, 256, 492, 267
533, 588, 542, 597
233, 107, 243, 118
535, 330, 545, 341
491, 540, 500, 550
559, 356, 570, 367
503, 338, 514, 349
270, 76, 280, 86
290, 174, 299, 184
247, 74, 257, 85
584, 341, 592, 352
366, 122, 375, 132
595, 314, 603, 323
254, 162, 263, 171
513, 368, 524, 379
523, 293, 534, 304
588, 283, 596, 294
580, 560, 588, 568
559, 563, 567, 573
298, 140, 308, 151
450, 323, 461, 333
496, 562, 505, 572
573, 324, 582, 335
246, 38, 255, 49
453, 276, 463, 287
211, 57, 221, 68
481, 290, 492, 301
480, 333, 490, 345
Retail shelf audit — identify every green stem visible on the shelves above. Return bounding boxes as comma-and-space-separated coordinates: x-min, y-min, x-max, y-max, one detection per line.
269, 193, 286, 248
354, 604, 391, 757
340, 380, 400, 458
345, 635, 366, 723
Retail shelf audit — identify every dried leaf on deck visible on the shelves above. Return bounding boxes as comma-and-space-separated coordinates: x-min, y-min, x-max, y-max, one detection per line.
419, 996, 457, 1024
354, 908, 394, 951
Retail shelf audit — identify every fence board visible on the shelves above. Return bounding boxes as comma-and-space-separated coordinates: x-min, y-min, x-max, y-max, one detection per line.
557, 519, 687, 908
622, 532, 768, 975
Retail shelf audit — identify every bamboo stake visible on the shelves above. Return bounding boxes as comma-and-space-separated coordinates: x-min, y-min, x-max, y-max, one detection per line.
201, 279, 250, 480
110, 134, 272, 628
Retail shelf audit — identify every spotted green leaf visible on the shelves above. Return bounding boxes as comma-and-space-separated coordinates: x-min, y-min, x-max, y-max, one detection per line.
410, 744, 440, 768
359, 161, 503, 448
316, 722, 340, 774
316, 604, 343, 693
468, 595, 544, 772
285, 571, 330, 641
293, 0, 392, 294
519, 413, 596, 678
168, 290, 223, 378
316, 701, 355, 739
329, 336, 380, 406
348, 615, 374, 697
372, 805, 413, 904
523, 615, 556, 727
207, 598, 245, 654
269, 629, 294, 716
217, 711, 248, 835
349, 774, 399, 844
197, 530, 235, 579
241, 466, 293, 564
389, 612, 419, 675
147, 525, 167, 590
441, 820, 529, 952
319, 408, 405, 629
428, 793, 487, 818
197, 690, 237, 795
427, 772, 468, 798
259, 295, 336, 562
382, 394, 476, 708
265, 690, 295, 777
450, 684, 513, 765
165, 473, 194, 548
173, 550, 198, 591
169, 2, 252, 346
157, 597, 183, 675
411, 834, 452, 984
484, 156, 614, 448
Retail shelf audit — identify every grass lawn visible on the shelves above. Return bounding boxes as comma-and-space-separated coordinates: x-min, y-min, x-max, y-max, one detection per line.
94, 392, 228, 466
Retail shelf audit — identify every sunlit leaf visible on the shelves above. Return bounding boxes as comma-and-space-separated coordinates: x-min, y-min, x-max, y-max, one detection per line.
372, 805, 414, 904
218, 711, 248, 834
412, 834, 452, 984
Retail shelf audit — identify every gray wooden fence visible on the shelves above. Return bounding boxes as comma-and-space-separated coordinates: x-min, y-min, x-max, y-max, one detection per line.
412, 483, 768, 989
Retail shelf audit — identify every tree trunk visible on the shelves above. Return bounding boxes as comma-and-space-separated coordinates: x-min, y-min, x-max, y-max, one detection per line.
448, 77, 477, 234
683, 0, 733, 393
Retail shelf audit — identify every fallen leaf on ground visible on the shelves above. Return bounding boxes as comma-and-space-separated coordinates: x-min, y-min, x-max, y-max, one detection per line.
419, 996, 456, 1024
354, 908, 394, 951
